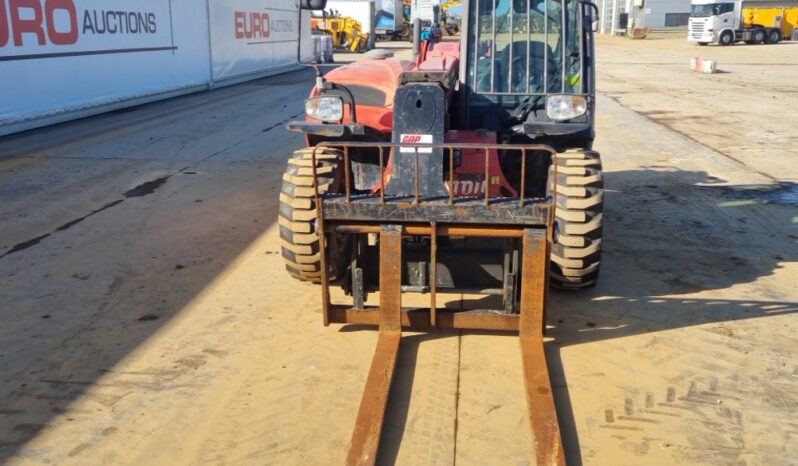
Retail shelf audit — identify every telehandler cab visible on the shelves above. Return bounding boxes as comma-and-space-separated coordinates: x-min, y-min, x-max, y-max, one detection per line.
282, 0, 602, 463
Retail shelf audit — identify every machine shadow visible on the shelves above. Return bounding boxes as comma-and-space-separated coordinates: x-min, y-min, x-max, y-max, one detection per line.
550, 167, 795, 464
0, 68, 318, 462
598, 168, 796, 296
341, 320, 587, 466
348, 166, 796, 465
374, 330, 456, 466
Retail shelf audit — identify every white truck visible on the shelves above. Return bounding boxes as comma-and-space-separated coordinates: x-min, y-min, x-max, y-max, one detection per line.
688, 0, 797, 45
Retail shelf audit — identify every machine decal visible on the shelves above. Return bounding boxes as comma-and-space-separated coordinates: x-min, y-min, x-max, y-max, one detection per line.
399, 133, 433, 153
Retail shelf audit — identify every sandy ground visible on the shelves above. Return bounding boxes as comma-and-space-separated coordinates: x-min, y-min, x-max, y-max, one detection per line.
0, 37, 796, 465
595, 36, 798, 183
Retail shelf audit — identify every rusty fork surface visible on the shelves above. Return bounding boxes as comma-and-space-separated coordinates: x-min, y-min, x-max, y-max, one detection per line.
346, 225, 403, 466
311, 142, 564, 466
325, 228, 564, 466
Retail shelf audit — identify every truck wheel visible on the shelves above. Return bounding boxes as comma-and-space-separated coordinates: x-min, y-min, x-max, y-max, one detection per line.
549, 149, 603, 289
279, 147, 342, 282
719, 30, 734, 46
766, 29, 781, 44
753, 29, 766, 44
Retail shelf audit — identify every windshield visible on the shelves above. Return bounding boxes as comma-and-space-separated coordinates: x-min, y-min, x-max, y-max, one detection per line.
691, 3, 733, 17
467, 0, 582, 96
691, 4, 715, 17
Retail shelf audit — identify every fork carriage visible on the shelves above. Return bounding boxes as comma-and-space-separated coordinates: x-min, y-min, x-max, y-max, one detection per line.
311, 142, 565, 465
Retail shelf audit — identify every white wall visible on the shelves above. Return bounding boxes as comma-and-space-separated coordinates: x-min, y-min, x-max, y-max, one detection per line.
0, 0, 211, 129
595, 0, 691, 31
640, 0, 692, 28
0, 0, 311, 136
209, 0, 307, 81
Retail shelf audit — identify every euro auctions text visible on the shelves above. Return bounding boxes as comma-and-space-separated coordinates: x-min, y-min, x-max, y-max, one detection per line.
0, 0, 158, 48
234, 10, 294, 40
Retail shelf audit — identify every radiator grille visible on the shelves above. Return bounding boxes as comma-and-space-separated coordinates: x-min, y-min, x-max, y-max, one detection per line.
689, 20, 705, 40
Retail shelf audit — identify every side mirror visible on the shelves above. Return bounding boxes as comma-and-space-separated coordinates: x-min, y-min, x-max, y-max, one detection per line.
299, 0, 326, 10
579, 1, 600, 32
585, 14, 599, 32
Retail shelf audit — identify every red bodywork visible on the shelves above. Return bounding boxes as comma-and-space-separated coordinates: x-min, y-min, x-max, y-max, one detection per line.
445, 130, 517, 197
312, 59, 404, 133
310, 41, 514, 197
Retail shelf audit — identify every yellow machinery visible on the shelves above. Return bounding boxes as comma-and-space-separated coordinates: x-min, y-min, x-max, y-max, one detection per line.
439, 0, 461, 9
401, 0, 412, 39
311, 14, 370, 52
743, 6, 798, 39
440, 0, 462, 35
400, 0, 460, 39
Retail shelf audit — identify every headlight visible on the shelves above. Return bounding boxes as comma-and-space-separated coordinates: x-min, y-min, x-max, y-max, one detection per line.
305, 96, 343, 122
546, 95, 588, 121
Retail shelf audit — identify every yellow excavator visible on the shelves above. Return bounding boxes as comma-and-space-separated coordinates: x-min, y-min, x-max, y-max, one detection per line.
440, 0, 461, 35
400, 0, 456, 41
311, 12, 370, 53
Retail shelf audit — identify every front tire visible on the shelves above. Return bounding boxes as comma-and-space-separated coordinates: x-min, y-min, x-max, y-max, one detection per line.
719, 31, 734, 46
279, 147, 342, 282
549, 149, 603, 289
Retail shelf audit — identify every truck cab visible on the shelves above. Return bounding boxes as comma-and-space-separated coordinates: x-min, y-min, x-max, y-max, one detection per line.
689, 0, 738, 44
688, 0, 786, 45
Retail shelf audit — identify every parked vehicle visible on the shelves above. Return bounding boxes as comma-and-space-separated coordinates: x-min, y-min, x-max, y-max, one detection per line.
374, 0, 405, 40
311, 12, 370, 52
688, 0, 798, 45
282, 0, 604, 462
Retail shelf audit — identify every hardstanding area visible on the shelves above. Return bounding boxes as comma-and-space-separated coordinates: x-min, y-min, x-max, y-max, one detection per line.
0, 37, 795, 465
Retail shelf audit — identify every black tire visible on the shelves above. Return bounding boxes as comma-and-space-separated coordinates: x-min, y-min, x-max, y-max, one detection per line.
753, 29, 766, 44
766, 29, 781, 44
697, 42, 709, 46
549, 149, 603, 289
279, 147, 342, 282
719, 30, 734, 46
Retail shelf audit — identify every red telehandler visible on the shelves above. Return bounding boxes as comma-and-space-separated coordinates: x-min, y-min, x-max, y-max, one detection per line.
281, 0, 602, 463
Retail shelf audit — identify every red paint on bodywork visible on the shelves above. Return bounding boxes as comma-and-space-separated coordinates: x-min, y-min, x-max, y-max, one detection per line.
309, 59, 407, 133
445, 130, 517, 197
307, 41, 462, 135
309, 42, 514, 198
422, 40, 461, 65
372, 130, 516, 198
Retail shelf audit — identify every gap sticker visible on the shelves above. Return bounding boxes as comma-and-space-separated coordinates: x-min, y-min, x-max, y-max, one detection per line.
399, 134, 433, 153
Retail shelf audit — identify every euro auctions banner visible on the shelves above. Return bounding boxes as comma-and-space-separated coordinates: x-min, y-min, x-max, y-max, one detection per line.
208, 0, 305, 81
0, 0, 176, 60
0, 0, 210, 130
